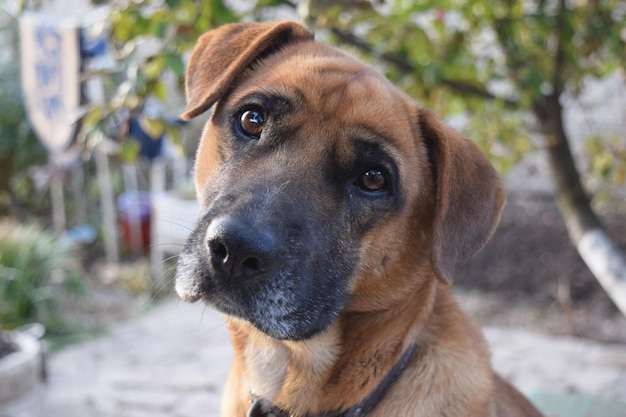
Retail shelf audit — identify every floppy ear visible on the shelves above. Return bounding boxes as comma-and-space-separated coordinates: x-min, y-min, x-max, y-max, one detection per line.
418, 109, 506, 284
181, 21, 313, 120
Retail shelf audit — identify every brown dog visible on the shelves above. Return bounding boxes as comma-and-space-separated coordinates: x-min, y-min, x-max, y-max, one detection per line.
174, 21, 543, 417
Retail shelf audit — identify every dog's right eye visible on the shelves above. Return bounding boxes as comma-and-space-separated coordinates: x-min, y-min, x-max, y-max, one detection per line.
356, 167, 389, 193
238, 109, 265, 139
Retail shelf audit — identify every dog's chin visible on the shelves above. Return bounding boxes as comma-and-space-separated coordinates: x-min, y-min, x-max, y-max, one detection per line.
237, 316, 331, 341
249, 311, 336, 341
213, 294, 338, 341
175, 280, 339, 341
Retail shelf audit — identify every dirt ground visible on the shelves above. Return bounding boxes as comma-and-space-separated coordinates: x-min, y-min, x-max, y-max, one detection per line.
457, 191, 626, 344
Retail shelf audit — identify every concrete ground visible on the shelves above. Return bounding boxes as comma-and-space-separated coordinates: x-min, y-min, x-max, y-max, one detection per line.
28, 299, 626, 417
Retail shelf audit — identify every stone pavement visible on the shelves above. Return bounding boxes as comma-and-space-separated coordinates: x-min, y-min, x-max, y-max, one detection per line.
43, 301, 230, 417
39, 299, 626, 417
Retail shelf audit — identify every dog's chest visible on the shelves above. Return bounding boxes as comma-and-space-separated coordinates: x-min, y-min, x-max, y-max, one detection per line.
243, 330, 340, 406
244, 338, 290, 399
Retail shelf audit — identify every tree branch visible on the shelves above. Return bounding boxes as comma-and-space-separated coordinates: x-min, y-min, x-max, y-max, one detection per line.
329, 27, 518, 107
551, 0, 567, 96
277, 0, 518, 108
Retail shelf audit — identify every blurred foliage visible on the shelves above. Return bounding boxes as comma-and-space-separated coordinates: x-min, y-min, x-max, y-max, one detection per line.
0, 219, 85, 334
81, 0, 241, 160
90, 0, 625, 189
294, 0, 625, 176
584, 135, 626, 207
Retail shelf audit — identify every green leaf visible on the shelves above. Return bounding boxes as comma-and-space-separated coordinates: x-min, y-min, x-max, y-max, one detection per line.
82, 107, 104, 129
165, 125, 182, 147
153, 20, 168, 39
143, 55, 164, 79
150, 80, 169, 101
111, 10, 133, 42
164, 53, 185, 78
120, 139, 141, 163
138, 116, 165, 138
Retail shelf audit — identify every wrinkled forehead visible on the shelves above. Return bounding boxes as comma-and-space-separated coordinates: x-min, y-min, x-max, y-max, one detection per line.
227, 42, 416, 149
201, 41, 430, 213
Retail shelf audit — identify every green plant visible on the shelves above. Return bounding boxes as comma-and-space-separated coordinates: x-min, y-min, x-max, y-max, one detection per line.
0, 219, 84, 333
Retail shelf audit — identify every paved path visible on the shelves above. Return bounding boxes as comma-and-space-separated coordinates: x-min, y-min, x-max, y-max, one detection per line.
41, 299, 626, 417
44, 301, 230, 417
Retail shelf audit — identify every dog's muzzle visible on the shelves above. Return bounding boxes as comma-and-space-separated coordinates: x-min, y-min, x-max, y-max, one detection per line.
174, 179, 357, 340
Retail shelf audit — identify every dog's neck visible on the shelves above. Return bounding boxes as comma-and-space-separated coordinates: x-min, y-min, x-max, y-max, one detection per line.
247, 342, 418, 417
228, 278, 442, 417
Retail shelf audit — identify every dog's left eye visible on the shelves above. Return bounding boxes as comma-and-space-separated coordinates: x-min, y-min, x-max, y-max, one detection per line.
357, 168, 388, 193
239, 109, 265, 139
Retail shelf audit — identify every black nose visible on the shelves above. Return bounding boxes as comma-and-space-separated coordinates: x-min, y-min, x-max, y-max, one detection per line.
206, 216, 277, 282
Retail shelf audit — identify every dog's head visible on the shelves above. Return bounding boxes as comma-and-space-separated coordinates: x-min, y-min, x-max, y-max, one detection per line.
174, 21, 505, 341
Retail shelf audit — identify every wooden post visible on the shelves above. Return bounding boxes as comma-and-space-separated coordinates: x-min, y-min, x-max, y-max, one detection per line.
150, 158, 166, 280
70, 161, 87, 225
95, 141, 119, 264
49, 160, 66, 237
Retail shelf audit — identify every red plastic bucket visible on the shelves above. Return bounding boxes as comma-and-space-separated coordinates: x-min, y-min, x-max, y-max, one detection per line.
117, 191, 151, 253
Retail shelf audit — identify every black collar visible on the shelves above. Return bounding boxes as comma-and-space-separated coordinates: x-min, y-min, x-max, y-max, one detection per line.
247, 343, 417, 417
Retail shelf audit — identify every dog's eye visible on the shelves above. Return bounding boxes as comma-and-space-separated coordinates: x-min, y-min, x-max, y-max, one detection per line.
239, 109, 265, 138
357, 168, 388, 192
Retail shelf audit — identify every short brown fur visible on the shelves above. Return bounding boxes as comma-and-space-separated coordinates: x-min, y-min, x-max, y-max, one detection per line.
177, 20, 543, 417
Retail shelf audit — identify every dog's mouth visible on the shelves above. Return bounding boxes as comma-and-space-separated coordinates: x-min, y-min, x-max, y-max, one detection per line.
174, 210, 355, 341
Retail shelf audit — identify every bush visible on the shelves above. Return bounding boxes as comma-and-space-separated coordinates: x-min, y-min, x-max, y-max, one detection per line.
0, 219, 84, 333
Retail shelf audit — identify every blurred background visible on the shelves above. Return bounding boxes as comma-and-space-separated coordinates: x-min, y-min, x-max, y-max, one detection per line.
0, 0, 625, 416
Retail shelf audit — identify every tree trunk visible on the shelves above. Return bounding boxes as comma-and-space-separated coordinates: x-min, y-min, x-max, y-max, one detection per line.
535, 95, 626, 317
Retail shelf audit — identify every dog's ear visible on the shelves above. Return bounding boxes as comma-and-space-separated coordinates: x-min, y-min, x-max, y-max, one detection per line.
418, 109, 506, 284
181, 21, 313, 120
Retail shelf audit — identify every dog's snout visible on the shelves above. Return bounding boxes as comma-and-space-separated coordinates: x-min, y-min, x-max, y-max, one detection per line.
206, 216, 277, 282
